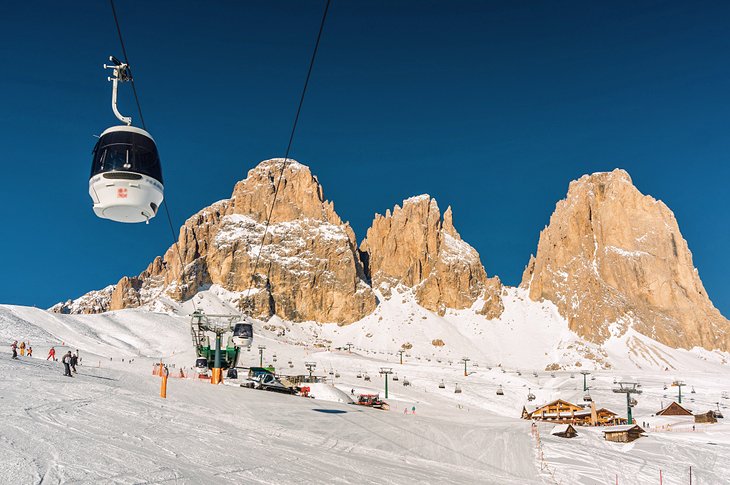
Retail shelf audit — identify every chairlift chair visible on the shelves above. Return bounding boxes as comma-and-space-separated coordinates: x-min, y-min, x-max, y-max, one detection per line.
691, 386, 696, 394
438, 380, 446, 389
583, 393, 592, 402
496, 385, 504, 396
715, 404, 724, 419
527, 388, 536, 402
455, 384, 462, 394
392, 373, 399, 381
364, 374, 371, 382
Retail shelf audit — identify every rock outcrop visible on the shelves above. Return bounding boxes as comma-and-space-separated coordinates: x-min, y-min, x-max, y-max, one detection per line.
360, 195, 503, 317
54, 159, 376, 324
521, 169, 730, 351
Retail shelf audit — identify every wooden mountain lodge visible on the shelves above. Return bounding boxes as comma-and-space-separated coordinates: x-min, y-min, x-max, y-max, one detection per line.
656, 402, 692, 416
522, 399, 625, 426
602, 424, 645, 443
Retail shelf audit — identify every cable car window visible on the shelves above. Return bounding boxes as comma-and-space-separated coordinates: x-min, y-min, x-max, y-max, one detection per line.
91, 131, 163, 183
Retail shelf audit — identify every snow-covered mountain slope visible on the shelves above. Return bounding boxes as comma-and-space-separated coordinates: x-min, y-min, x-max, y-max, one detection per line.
5, 285, 729, 374
0, 305, 191, 360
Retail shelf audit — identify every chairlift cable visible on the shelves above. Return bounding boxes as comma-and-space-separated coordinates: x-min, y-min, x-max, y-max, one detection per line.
244, 0, 331, 310
109, 0, 195, 310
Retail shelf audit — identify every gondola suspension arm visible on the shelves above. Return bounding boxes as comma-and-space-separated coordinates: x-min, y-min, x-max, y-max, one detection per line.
104, 56, 132, 125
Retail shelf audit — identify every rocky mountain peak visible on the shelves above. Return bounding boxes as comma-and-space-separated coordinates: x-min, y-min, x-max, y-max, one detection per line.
360, 194, 503, 317
230, 158, 341, 225
54, 159, 376, 324
522, 168, 730, 351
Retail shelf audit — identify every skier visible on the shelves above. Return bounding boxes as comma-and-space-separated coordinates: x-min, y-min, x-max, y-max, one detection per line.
62, 351, 73, 377
47, 347, 56, 361
11, 341, 18, 359
70, 353, 78, 373
19, 341, 26, 356
27, 346, 33, 358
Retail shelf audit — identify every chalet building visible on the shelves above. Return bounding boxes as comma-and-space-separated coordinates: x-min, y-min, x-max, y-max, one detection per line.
550, 424, 577, 438
603, 424, 645, 443
656, 402, 692, 416
694, 411, 717, 424
522, 399, 624, 425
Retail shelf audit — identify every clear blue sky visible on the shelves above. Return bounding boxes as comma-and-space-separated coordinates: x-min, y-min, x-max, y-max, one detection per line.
1, 1, 729, 316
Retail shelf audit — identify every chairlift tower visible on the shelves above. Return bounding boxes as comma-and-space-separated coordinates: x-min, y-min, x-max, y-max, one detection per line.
461, 357, 471, 377
613, 381, 642, 425
258, 345, 266, 367
345, 343, 354, 353
305, 362, 317, 381
672, 380, 686, 404
397, 349, 405, 365
380, 367, 393, 398
580, 371, 591, 392
190, 311, 251, 384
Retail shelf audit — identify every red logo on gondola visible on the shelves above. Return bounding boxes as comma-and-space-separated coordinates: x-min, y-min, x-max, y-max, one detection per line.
117, 188, 128, 199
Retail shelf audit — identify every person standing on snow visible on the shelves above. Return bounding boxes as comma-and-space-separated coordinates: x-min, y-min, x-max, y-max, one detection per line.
19, 341, 26, 356
62, 351, 73, 377
47, 347, 56, 361
11, 341, 18, 359
27, 346, 33, 357
70, 353, 78, 374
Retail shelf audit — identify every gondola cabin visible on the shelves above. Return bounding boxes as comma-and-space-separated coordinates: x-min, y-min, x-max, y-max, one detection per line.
195, 357, 208, 373
231, 322, 254, 347
89, 125, 164, 223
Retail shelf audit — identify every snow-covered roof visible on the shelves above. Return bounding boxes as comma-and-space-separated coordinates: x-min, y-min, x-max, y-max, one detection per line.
601, 425, 644, 434
550, 424, 575, 435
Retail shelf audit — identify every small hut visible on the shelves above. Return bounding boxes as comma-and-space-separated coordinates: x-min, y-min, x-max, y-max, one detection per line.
602, 424, 645, 443
694, 411, 717, 424
656, 402, 692, 416
550, 424, 578, 438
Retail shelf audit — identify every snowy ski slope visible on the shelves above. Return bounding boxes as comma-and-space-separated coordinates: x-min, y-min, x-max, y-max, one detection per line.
2, 288, 730, 484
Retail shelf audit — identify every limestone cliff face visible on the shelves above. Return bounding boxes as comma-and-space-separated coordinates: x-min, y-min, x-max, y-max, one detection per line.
360, 195, 503, 317
54, 159, 376, 324
521, 169, 730, 351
